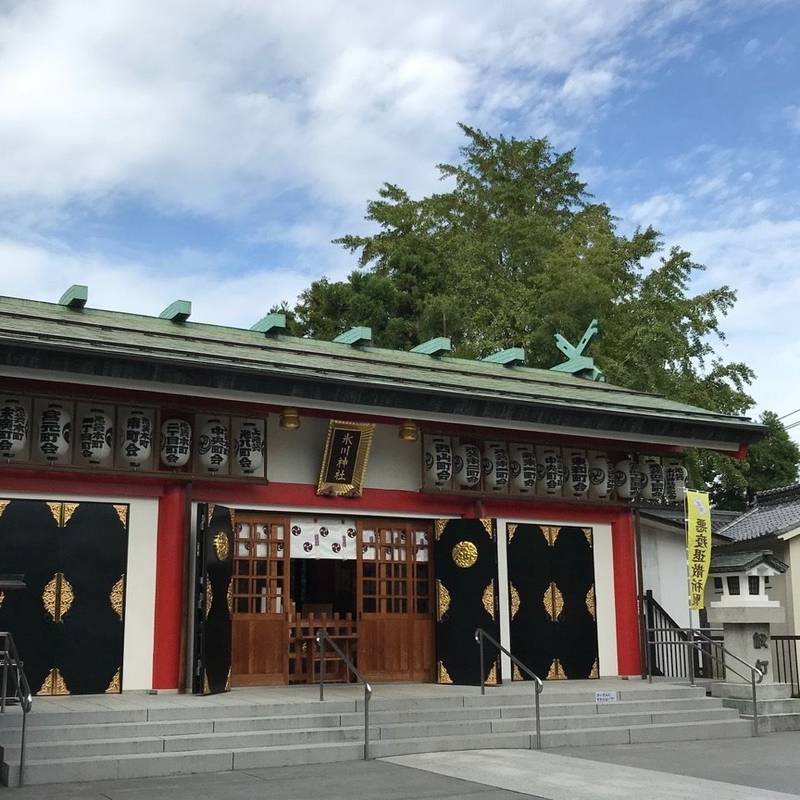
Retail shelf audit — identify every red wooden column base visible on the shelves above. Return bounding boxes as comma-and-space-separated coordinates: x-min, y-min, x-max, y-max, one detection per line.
612, 511, 642, 675
152, 484, 187, 690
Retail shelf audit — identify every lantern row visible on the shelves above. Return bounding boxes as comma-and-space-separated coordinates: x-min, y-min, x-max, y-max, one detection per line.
422, 435, 688, 504
0, 396, 266, 478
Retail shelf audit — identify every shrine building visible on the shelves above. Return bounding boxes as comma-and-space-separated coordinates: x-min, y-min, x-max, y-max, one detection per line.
0, 289, 763, 696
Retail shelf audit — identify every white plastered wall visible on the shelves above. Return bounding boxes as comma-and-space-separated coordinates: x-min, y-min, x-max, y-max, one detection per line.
495, 517, 618, 680
0, 490, 158, 691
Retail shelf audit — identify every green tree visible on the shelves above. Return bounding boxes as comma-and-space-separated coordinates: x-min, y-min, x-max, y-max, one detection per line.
287, 124, 764, 495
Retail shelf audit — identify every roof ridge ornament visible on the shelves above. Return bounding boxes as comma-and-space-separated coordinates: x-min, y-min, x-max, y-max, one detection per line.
549, 319, 605, 382
251, 312, 287, 335
333, 326, 372, 346
159, 300, 191, 323
410, 337, 452, 358
59, 285, 88, 310
482, 347, 526, 367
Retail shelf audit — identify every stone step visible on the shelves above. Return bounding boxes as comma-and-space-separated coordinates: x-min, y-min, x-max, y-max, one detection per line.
722, 697, 800, 715
1, 714, 751, 787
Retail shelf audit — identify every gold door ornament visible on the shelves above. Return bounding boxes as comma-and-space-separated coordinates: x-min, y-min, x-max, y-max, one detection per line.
436, 580, 451, 620
0, 591, 4, 609
451, 540, 478, 568
62, 502, 79, 526
0, 499, 9, 520
585, 585, 596, 620
42, 572, 74, 622
38, 667, 69, 696
541, 526, 560, 547
434, 519, 447, 541
506, 523, 517, 542
509, 583, 521, 620
480, 519, 493, 538
113, 504, 129, 527
589, 658, 599, 679
205, 580, 214, 618
438, 661, 453, 684
485, 663, 497, 685
546, 658, 567, 680
543, 581, 564, 622
106, 668, 122, 693
213, 531, 230, 561
582, 527, 593, 546
109, 576, 125, 621
512, 663, 523, 681
226, 578, 233, 615
482, 580, 495, 619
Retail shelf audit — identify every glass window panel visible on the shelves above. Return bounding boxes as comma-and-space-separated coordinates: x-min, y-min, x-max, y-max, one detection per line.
727, 576, 740, 595
255, 542, 267, 558
273, 525, 284, 540
364, 597, 376, 613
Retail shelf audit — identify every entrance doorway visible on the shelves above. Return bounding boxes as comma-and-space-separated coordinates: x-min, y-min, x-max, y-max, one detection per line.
227, 512, 435, 686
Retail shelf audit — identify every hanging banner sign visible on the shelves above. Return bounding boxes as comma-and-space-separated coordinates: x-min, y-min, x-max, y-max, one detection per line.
686, 490, 712, 610
317, 420, 375, 497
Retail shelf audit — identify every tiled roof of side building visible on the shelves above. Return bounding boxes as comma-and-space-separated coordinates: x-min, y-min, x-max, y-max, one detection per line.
716, 484, 800, 542
0, 295, 764, 446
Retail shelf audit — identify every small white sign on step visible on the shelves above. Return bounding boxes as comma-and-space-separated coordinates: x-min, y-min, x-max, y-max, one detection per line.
595, 690, 618, 704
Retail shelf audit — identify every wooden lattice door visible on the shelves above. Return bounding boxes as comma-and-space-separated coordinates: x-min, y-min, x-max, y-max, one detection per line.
357, 519, 435, 681
230, 513, 289, 685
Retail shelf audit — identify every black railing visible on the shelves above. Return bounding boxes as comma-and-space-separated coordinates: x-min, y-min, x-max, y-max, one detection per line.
773, 636, 800, 697
642, 591, 723, 680
315, 629, 372, 760
0, 631, 33, 786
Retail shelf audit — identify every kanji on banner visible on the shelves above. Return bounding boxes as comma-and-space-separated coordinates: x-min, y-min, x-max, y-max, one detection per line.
686, 490, 712, 610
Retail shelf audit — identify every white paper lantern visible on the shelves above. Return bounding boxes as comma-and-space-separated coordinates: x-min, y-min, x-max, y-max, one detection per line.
641, 455, 665, 502
119, 409, 153, 468
453, 442, 481, 489
587, 450, 610, 500
483, 441, 510, 493
423, 436, 453, 488
563, 449, 589, 498
664, 459, 688, 503
0, 398, 28, 459
160, 418, 192, 468
38, 402, 71, 462
510, 443, 537, 494
198, 418, 229, 473
234, 419, 264, 475
78, 408, 112, 465
614, 458, 633, 500
536, 445, 564, 496
629, 458, 646, 500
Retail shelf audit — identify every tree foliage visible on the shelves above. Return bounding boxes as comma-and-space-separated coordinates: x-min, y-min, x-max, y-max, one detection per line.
284, 124, 797, 499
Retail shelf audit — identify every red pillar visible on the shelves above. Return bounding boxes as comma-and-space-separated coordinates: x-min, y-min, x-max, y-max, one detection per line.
152, 484, 188, 690
612, 511, 642, 675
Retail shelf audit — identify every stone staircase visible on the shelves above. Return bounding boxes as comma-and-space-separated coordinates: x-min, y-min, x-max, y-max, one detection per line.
0, 683, 752, 787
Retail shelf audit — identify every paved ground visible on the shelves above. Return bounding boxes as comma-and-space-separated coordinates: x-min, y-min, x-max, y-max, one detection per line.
2, 762, 537, 799
559, 731, 800, 796
387, 746, 800, 800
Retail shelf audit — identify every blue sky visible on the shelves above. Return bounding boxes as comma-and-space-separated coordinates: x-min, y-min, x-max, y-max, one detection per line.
1, 1, 798, 437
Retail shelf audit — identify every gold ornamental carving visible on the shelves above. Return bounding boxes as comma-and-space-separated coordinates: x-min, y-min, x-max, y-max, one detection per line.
485, 663, 497, 685
480, 518, 493, 538
509, 583, 521, 620
0, 591, 4, 609
47, 502, 61, 525
507, 523, 517, 542
543, 581, 564, 622
213, 531, 230, 561
541, 526, 560, 547
110, 576, 125, 621
207, 504, 216, 524
481, 580, 495, 619
225, 666, 232, 692
434, 519, 447, 541
438, 661, 453, 685
226, 578, 233, 615
589, 658, 599, 679
436, 580, 451, 621
62, 502, 79, 526
205, 580, 214, 618
113, 504, 129, 527
42, 572, 74, 622
582, 527, 593, 546
452, 540, 478, 568
0, 499, 9, 520
585, 585, 596, 620
106, 667, 121, 693
203, 670, 210, 695
38, 667, 69, 696
546, 658, 566, 680
512, 664, 523, 681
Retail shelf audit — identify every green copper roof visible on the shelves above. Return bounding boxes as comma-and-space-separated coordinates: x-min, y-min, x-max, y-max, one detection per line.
0, 296, 762, 446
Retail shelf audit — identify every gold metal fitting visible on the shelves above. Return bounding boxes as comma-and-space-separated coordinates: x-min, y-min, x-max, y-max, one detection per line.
398, 419, 418, 442
279, 407, 301, 431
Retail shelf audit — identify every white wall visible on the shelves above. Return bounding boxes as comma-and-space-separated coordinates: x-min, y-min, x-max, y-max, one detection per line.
640, 522, 701, 629
267, 416, 421, 491
0, 490, 158, 692
494, 517, 618, 680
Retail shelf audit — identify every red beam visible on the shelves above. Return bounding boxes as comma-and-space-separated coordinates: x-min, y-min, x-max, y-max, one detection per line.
612, 511, 642, 675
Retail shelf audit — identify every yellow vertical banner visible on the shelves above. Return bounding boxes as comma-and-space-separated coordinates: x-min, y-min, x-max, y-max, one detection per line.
686, 490, 712, 610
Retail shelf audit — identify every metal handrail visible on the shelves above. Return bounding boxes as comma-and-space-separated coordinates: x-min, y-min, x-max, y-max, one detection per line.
474, 628, 543, 750
315, 629, 372, 760
0, 631, 33, 786
645, 626, 763, 737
